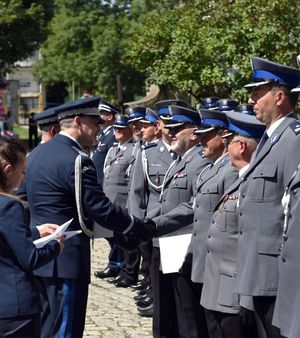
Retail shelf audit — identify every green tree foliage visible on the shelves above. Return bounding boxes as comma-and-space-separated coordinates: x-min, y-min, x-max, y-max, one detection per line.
128, 0, 300, 101
0, 0, 54, 71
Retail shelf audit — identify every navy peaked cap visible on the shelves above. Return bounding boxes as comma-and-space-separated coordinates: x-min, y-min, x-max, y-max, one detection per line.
195, 109, 228, 134
140, 107, 159, 124
236, 104, 254, 115
217, 99, 239, 112
113, 114, 129, 128
34, 107, 59, 126
155, 99, 189, 120
164, 105, 201, 129
98, 99, 119, 115
201, 97, 220, 110
225, 111, 265, 139
126, 106, 146, 122
245, 57, 300, 88
57, 96, 103, 122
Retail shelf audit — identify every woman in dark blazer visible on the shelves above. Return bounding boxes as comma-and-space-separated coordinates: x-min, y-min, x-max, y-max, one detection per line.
0, 137, 63, 338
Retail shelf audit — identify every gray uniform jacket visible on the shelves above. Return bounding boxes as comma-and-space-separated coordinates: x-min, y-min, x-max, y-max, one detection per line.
154, 146, 211, 237
190, 155, 238, 283
273, 163, 300, 338
201, 177, 253, 314
236, 115, 300, 297
102, 140, 135, 208
126, 140, 143, 212
129, 139, 174, 220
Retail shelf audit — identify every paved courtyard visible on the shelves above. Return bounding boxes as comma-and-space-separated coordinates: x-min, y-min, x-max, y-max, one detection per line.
84, 238, 152, 338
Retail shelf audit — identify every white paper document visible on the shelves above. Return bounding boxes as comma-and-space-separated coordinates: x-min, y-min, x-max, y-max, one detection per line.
159, 234, 192, 274
33, 218, 76, 248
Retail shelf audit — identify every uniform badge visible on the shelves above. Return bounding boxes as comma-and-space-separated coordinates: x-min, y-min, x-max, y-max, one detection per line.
174, 171, 187, 178
290, 121, 300, 135
160, 146, 164, 153
271, 134, 279, 144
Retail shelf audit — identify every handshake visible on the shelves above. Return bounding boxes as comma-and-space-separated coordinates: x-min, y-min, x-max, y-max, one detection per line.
126, 216, 157, 242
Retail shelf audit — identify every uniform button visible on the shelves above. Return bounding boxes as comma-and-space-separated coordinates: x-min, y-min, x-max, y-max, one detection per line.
240, 211, 243, 216
234, 271, 237, 276
195, 219, 198, 222
194, 233, 196, 237
207, 249, 210, 253
239, 230, 243, 235
281, 257, 286, 263
212, 220, 215, 224
208, 234, 211, 239
242, 193, 246, 198
196, 204, 199, 208
293, 189, 297, 195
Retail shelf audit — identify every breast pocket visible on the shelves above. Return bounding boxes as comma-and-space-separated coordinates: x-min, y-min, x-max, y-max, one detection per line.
217, 199, 238, 232
170, 176, 188, 203
250, 164, 278, 202
148, 166, 166, 187
201, 184, 219, 211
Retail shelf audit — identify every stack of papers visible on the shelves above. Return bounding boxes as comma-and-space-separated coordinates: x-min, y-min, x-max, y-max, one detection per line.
33, 219, 82, 248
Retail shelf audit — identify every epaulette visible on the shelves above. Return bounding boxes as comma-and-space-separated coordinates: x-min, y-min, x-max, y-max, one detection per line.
142, 142, 157, 150
72, 146, 89, 157
289, 120, 300, 135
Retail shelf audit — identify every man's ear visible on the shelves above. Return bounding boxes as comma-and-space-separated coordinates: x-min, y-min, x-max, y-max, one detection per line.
3, 164, 12, 176
74, 116, 81, 127
191, 128, 199, 141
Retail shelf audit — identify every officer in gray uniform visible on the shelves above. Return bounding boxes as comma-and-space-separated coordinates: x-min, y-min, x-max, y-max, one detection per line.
106, 106, 147, 287
200, 112, 265, 338
152, 105, 211, 338
272, 83, 300, 338
96, 114, 135, 283
235, 57, 300, 338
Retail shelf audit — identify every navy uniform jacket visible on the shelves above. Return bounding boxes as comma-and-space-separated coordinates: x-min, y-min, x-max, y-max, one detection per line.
129, 139, 174, 220
273, 163, 300, 338
201, 177, 253, 314
236, 116, 300, 297
102, 140, 135, 208
25, 133, 132, 283
154, 146, 211, 237
93, 126, 116, 185
0, 194, 59, 318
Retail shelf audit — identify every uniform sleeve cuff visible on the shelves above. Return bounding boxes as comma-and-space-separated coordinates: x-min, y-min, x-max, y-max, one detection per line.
123, 215, 134, 234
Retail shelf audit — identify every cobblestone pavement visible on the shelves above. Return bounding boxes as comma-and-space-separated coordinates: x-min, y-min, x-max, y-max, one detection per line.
83, 238, 153, 338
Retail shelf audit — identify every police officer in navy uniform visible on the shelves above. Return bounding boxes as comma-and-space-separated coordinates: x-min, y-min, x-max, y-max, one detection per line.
24, 97, 155, 338
235, 57, 300, 338
201, 97, 220, 109
94, 115, 135, 280
92, 100, 119, 185
200, 112, 265, 338
150, 105, 211, 338
34, 106, 61, 143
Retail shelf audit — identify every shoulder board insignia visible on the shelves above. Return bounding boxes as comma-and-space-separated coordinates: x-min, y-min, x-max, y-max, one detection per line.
72, 146, 88, 157
220, 156, 229, 166
290, 121, 300, 135
271, 134, 279, 144
143, 142, 157, 150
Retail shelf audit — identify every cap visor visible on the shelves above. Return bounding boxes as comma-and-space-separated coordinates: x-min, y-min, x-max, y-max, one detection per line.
159, 115, 173, 121
244, 81, 271, 89
113, 124, 127, 128
164, 122, 185, 129
194, 126, 215, 134
291, 86, 300, 92
128, 117, 144, 123
222, 132, 234, 138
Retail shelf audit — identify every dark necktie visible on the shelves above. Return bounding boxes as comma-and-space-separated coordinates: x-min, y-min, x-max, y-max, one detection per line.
255, 132, 268, 158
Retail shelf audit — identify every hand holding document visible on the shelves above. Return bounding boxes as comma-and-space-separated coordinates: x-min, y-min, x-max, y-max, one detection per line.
33, 219, 81, 248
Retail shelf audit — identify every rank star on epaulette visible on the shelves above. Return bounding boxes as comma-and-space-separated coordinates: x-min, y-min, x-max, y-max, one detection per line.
290, 121, 300, 135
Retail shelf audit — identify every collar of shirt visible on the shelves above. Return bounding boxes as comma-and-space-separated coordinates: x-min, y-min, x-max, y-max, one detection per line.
59, 131, 82, 149
181, 145, 197, 160
162, 140, 172, 152
239, 163, 250, 177
214, 152, 228, 165
103, 125, 113, 135
266, 114, 291, 137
